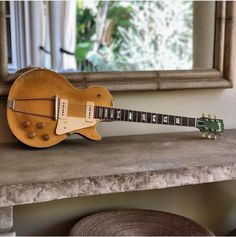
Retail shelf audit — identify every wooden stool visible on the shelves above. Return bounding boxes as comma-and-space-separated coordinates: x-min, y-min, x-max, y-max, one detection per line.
70, 209, 214, 236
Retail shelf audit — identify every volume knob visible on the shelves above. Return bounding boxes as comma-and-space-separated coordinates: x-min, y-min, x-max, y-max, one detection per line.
22, 121, 30, 128
42, 134, 50, 141
27, 132, 36, 139
37, 122, 45, 129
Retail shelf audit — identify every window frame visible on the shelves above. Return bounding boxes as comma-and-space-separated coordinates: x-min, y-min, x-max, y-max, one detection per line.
0, 1, 235, 95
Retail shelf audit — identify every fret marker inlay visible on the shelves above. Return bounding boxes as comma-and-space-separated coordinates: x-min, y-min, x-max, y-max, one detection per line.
129, 112, 133, 121
117, 110, 121, 119
175, 117, 180, 124
142, 113, 146, 122
163, 116, 168, 124
152, 114, 157, 123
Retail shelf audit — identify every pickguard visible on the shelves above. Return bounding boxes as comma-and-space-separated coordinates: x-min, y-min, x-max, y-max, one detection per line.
56, 116, 97, 135
56, 99, 98, 135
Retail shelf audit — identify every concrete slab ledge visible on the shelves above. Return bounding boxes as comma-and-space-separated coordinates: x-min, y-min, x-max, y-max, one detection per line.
0, 130, 236, 207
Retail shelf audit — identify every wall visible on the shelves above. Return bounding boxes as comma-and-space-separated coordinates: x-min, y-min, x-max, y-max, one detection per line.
13, 181, 236, 236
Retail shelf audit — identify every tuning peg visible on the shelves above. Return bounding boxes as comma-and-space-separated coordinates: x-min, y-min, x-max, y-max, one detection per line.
202, 132, 206, 138
208, 134, 212, 139
202, 112, 207, 117
208, 113, 212, 118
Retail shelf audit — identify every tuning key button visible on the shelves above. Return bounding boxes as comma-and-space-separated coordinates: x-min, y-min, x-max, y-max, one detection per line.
208, 134, 212, 139
214, 135, 217, 140
202, 133, 206, 138
27, 132, 36, 139
22, 121, 30, 128
37, 122, 46, 129
42, 134, 50, 141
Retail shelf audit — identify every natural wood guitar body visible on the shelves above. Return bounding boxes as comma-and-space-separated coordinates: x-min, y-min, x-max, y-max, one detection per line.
7, 68, 113, 148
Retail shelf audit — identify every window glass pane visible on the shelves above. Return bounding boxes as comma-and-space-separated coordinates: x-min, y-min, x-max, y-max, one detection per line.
76, 0, 214, 72
6, 17, 12, 64
5, 1, 10, 15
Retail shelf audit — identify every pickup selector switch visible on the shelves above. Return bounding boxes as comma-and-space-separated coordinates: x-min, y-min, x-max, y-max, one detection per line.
37, 122, 45, 129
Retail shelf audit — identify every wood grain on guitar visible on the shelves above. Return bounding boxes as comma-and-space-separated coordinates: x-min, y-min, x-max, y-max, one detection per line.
7, 68, 224, 148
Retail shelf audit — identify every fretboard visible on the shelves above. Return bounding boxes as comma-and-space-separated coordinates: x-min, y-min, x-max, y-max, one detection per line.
94, 106, 196, 127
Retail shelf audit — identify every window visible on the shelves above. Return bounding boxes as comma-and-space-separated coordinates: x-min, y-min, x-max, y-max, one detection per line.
5, 1, 17, 70
0, 1, 235, 93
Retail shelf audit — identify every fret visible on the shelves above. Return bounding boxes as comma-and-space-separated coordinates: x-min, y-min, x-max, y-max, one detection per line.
121, 109, 124, 121
124, 109, 129, 121
113, 108, 116, 120
189, 118, 195, 127
158, 114, 162, 124
94, 106, 98, 118
133, 111, 137, 122
182, 117, 188, 126
169, 115, 175, 125
107, 108, 111, 120
147, 113, 152, 123
138, 112, 142, 122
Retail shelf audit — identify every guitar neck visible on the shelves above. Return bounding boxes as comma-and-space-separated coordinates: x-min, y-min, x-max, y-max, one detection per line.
94, 106, 196, 127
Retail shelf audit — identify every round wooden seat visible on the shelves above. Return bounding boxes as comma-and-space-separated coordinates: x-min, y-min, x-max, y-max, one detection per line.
70, 209, 214, 236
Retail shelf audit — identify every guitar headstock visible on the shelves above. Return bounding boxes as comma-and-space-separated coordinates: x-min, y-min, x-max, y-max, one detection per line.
196, 113, 224, 139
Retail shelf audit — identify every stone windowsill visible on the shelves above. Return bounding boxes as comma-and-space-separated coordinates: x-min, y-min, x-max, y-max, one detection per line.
0, 129, 236, 208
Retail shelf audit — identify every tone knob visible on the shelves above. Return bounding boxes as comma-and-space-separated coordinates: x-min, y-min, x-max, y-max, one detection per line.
42, 134, 50, 141
22, 121, 30, 128
37, 122, 45, 129
27, 132, 36, 139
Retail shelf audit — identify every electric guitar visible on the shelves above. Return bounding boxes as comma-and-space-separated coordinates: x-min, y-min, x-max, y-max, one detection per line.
7, 68, 224, 148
